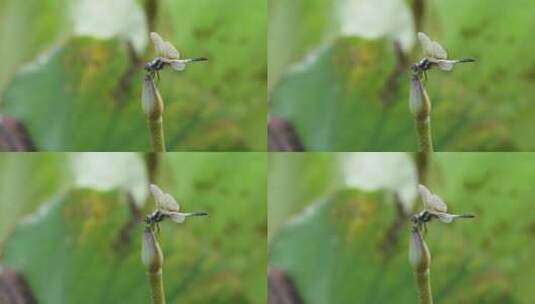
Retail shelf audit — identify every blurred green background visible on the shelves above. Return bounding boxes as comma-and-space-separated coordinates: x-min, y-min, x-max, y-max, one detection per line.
0, 152, 266, 303
269, 0, 535, 151
269, 153, 535, 303
0, 0, 266, 151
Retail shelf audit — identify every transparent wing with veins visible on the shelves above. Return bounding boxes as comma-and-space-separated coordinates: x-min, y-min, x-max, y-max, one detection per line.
418, 184, 448, 213
417, 184, 475, 224
149, 184, 206, 224
163, 41, 180, 59
150, 32, 181, 59
417, 32, 448, 60
149, 184, 180, 212
150, 32, 166, 57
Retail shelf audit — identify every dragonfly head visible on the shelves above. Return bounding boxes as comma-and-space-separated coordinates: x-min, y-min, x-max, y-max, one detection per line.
411, 63, 423, 77
144, 62, 152, 71
411, 210, 428, 224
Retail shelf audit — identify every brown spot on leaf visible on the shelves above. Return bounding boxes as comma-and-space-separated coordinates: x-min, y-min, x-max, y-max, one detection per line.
378, 193, 408, 259
112, 192, 143, 256
268, 267, 303, 304
268, 116, 304, 151
0, 266, 37, 304
112, 41, 143, 105
380, 41, 409, 107
0, 116, 36, 151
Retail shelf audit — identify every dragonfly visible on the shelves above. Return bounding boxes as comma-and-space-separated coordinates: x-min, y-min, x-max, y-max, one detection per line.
144, 32, 207, 80
411, 32, 475, 80
411, 184, 474, 233
145, 184, 208, 232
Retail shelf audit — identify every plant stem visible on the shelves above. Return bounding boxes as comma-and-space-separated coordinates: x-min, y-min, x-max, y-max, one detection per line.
145, 152, 160, 185
142, 227, 166, 304
415, 269, 433, 304
148, 268, 166, 304
409, 75, 433, 153
148, 117, 166, 152
409, 227, 433, 304
415, 116, 433, 153
411, 0, 425, 33
144, 0, 159, 33
415, 152, 429, 185
413, 152, 430, 213
142, 75, 166, 152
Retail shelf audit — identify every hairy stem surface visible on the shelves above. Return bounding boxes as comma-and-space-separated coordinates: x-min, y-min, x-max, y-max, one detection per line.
416, 116, 433, 153
142, 227, 166, 304
415, 269, 433, 304
148, 269, 166, 304
148, 118, 166, 152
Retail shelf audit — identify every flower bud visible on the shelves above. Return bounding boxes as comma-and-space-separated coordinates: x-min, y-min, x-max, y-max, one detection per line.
409, 76, 431, 119
409, 227, 431, 273
142, 75, 164, 120
141, 227, 163, 272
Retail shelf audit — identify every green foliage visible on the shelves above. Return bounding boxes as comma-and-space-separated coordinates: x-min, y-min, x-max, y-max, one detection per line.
269, 153, 535, 303
154, 0, 267, 151
0, 153, 69, 241
270, 0, 535, 151
0, 0, 68, 91
271, 189, 416, 303
2, 38, 137, 150
3, 189, 143, 303
0, 0, 266, 151
0, 153, 266, 303
271, 37, 414, 150
268, 153, 338, 240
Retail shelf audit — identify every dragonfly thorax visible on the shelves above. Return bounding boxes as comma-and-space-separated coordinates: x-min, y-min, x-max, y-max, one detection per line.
145, 209, 166, 225
412, 58, 433, 73
145, 57, 167, 72
411, 210, 433, 225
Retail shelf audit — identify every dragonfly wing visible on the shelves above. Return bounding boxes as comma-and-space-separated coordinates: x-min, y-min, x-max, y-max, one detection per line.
431, 41, 448, 59
433, 212, 474, 223
149, 184, 167, 209
163, 41, 180, 59
149, 184, 180, 212
150, 32, 166, 57
162, 193, 180, 212
436, 60, 454, 71
417, 32, 435, 58
417, 32, 448, 59
168, 212, 186, 223
170, 60, 186, 71
418, 184, 448, 212
431, 212, 455, 223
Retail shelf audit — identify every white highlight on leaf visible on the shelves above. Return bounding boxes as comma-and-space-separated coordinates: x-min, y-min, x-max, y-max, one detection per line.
337, 0, 415, 51
286, 198, 328, 228
70, 0, 148, 54
288, 44, 329, 75
70, 153, 148, 205
339, 153, 417, 211
20, 198, 60, 225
